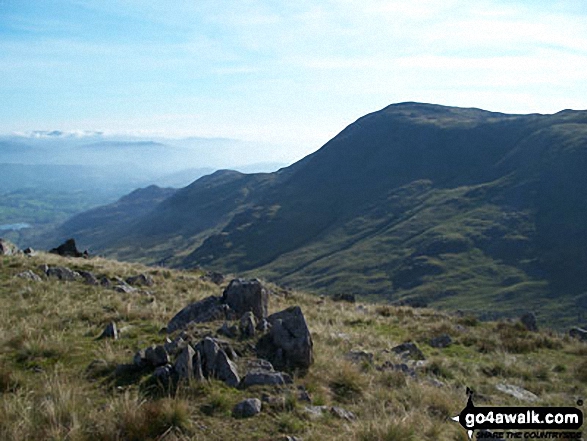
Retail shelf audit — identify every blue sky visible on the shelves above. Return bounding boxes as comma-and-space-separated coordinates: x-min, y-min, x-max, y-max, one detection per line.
1, 0, 586, 161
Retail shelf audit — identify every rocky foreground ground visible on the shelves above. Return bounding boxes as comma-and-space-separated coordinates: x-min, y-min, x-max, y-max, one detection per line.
1, 239, 586, 440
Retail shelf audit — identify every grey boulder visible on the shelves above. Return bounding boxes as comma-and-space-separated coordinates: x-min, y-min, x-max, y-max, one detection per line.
257, 306, 314, 371
232, 398, 262, 418
166, 296, 227, 333
223, 278, 268, 320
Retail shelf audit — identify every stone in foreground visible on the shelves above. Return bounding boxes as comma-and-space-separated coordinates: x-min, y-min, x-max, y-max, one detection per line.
257, 306, 313, 371
232, 398, 262, 418
223, 278, 269, 320
166, 296, 227, 333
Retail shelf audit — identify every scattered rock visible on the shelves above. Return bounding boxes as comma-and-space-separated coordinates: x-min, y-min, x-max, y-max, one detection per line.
218, 322, 239, 338
174, 345, 195, 380
495, 383, 538, 402
256, 318, 270, 333
216, 322, 238, 338
145, 345, 170, 367
23, 247, 36, 256
240, 311, 257, 338
126, 274, 154, 287
391, 342, 425, 360
46, 266, 80, 281
49, 238, 86, 258
197, 337, 220, 377
569, 327, 587, 342
78, 271, 99, 285
222, 278, 269, 320
232, 398, 262, 418
15, 270, 42, 282
241, 368, 290, 388
153, 364, 174, 385
113, 282, 137, 294
330, 406, 356, 421
345, 350, 374, 365
214, 349, 240, 387
194, 350, 205, 381
163, 336, 186, 357
99, 322, 118, 340
0, 238, 18, 255
377, 361, 416, 377
166, 296, 227, 333
202, 271, 225, 285
520, 312, 538, 332
100, 277, 112, 288
333, 293, 356, 303
257, 306, 314, 372
303, 405, 328, 420
427, 378, 446, 388
133, 349, 146, 368
303, 405, 355, 421
429, 334, 452, 348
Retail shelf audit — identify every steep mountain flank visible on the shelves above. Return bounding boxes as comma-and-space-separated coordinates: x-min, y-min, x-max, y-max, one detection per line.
56, 103, 587, 327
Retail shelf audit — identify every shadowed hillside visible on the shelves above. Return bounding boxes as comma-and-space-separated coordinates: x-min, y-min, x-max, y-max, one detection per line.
54, 103, 587, 328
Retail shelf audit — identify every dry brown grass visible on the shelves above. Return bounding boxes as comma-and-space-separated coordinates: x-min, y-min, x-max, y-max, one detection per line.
1, 252, 586, 440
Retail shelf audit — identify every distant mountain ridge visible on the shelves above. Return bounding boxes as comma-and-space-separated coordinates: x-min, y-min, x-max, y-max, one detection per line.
55, 102, 587, 328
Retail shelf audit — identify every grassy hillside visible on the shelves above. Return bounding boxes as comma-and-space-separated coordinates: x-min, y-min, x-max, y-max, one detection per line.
1, 252, 586, 440
54, 103, 587, 328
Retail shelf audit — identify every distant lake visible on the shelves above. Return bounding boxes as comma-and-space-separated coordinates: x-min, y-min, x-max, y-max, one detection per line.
0, 223, 31, 231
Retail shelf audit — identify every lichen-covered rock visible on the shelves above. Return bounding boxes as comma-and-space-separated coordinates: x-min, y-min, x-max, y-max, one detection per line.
257, 306, 314, 371
232, 398, 262, 418
222, 278, 268, 320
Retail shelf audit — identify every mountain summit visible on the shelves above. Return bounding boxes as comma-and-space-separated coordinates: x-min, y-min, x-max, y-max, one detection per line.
56, 103, 587, 327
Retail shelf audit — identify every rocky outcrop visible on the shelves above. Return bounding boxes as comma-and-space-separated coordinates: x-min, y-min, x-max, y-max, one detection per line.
49, 238, 87, 258
222, 278, 268, 321
257, 306, 314, 371
0, 239, 18, 255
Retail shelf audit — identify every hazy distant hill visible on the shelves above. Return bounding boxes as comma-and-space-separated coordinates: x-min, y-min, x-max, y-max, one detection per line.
55, 103, 587, 327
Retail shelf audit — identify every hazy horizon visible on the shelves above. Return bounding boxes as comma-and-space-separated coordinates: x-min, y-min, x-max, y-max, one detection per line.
1, 0, 586, 164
